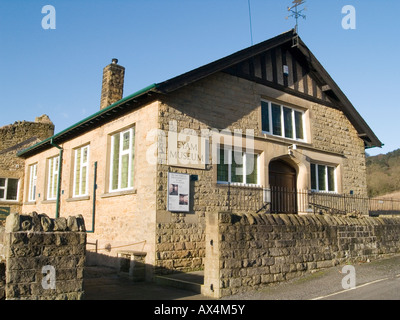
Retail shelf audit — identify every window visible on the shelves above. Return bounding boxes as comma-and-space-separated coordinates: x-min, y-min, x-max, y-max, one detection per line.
28, 164, 38, 202
311, 163, 336, 192
261, 100, 305, 141
47, 156, 59, 200
110, 127, 135, 192
73, 145, 89, 197
217, 148, 259, 185
0, 178, 19, 201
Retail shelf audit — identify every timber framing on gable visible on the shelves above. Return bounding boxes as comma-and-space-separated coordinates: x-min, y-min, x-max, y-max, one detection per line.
223, 43, 337, 109
156, 29, 381, 149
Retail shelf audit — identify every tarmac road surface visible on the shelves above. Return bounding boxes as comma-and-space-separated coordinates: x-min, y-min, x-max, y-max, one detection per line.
313, 275, 400, 300
83, 254, 400, 300
224, 254, 400, 300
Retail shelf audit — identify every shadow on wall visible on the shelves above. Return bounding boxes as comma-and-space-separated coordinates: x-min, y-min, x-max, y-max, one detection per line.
85, 249, 199, 281
83, 251, 205, 300
86, 248, 151, 282
85, 240, 147, 271
86, 250, 121, 269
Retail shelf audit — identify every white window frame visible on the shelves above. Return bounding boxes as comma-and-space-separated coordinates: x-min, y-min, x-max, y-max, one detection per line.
28, 164, 38, 202
109, 127, 135, 192
47, 156, 59, 200
0, 177, 19, 201
261, 100, 306, 142
216, 147, 260, 187
73, 145, 90, 197
311, 163, 337, 193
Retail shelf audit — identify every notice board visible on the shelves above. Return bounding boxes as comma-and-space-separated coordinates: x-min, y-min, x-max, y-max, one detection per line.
167, 172, 190, 212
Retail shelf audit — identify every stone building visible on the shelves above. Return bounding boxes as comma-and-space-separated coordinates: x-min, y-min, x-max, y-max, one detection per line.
17, 30, 381, 278
0, 115, 54, 221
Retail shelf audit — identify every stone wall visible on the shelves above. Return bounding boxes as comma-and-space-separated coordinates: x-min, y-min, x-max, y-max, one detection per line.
0, 115, 54, 215
4, 212, 86, 300
310, 104, 367, 196
203, 212, 400, 298
156, 216, 205, 274
0, 116, 54, 153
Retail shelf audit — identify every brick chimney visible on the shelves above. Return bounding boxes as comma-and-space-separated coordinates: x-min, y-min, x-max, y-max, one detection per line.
100, 58, 125, 110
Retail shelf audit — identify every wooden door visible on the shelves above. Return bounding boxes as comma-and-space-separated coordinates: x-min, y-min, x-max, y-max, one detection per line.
269, 160, 297, 213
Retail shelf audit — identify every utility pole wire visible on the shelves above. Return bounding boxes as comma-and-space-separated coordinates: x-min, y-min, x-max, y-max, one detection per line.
248, 0, 253, 45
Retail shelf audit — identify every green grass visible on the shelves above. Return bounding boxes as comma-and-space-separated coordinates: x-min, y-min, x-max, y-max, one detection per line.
366, 148, 400, 197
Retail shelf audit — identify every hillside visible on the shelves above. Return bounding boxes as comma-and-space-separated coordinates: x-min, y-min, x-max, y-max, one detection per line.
366, 148, 400, 197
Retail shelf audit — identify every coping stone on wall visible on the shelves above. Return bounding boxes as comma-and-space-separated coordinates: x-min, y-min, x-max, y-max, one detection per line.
5, 212, 86, 233
224, 212, 400, 229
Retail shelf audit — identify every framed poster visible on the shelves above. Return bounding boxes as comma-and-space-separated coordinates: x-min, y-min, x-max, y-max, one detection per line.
167, 172, 190, 212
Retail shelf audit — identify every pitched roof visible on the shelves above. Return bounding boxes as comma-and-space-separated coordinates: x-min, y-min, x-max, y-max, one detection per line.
18, 29, 381, 158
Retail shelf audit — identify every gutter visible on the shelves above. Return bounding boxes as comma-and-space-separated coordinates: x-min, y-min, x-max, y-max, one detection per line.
50, 138, 63, 219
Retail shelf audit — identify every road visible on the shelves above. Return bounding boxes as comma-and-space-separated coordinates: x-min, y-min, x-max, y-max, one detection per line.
224, 254, 400, 300
314, 275, 400, 300
79, 255, 400, 320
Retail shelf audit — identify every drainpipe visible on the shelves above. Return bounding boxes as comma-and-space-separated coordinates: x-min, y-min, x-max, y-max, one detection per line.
50, 138, 63, 219
86, 161, 97, 233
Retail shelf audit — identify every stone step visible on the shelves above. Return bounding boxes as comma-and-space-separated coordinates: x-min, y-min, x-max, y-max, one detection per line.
154, 271, 204, 294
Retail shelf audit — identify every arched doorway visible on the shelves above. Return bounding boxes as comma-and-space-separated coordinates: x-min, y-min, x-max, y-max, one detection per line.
269, 159, 297, 213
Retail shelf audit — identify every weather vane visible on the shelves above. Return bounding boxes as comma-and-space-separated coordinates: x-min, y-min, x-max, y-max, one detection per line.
286, 0, 307, 34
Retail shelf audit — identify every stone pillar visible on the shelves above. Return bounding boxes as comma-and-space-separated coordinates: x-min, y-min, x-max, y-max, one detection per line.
4, 212, 86, 300
100, 58, 125, 110
202, 212, 222, 298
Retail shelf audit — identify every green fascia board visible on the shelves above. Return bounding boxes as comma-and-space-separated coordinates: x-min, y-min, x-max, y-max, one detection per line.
17, 83, 158, 157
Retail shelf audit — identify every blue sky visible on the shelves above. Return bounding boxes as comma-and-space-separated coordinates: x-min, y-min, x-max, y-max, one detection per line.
0, 0, 398, 156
